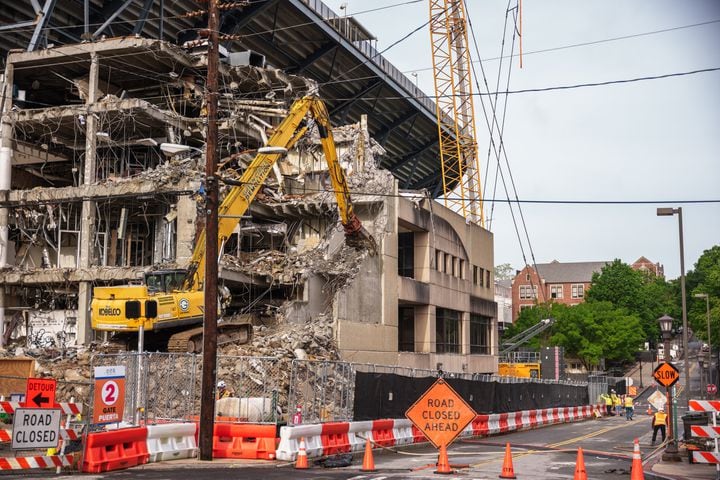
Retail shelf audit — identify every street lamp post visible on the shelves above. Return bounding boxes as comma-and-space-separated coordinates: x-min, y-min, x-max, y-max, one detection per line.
659, 314, 681, 461
657, 207, 689, 404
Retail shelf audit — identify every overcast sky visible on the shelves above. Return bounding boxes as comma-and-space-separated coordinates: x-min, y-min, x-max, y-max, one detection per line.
322, 0, 720, 279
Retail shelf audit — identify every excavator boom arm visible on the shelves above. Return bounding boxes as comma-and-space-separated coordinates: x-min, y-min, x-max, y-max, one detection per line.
184, 96, 374, 290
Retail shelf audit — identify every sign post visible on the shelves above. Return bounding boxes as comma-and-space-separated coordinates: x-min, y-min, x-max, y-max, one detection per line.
405, 378, 476, 472
92, 366, 126, 425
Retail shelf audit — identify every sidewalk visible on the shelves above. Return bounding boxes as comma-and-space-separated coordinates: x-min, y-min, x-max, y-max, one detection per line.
646, 445, 720, 480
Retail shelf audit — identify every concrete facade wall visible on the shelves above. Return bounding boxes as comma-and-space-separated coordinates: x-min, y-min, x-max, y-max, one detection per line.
334, 193, 498, 374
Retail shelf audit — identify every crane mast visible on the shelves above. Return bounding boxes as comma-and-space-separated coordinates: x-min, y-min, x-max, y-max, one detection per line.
428, 0, 484, 225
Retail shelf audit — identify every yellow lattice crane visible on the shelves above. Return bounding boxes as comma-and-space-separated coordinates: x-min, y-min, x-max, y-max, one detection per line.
428, 0, 483, 226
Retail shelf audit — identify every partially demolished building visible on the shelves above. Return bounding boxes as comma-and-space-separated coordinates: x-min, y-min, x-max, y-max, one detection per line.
0, 37, 497, 373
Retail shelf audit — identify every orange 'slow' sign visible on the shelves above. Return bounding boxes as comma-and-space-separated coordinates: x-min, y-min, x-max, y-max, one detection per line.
653, 362, 680, 388
405, 378, 477, 448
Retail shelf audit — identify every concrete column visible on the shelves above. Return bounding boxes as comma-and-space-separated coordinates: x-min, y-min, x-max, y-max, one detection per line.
0, 64, 15, 347
461, 311, 470, 355
415, 305, 433, 353
76, 52, 99, 345
175, 194, 197, 266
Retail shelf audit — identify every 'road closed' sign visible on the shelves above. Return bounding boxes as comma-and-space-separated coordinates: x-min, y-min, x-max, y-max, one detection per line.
405, 378, 477, 448
11, 408, 62, 450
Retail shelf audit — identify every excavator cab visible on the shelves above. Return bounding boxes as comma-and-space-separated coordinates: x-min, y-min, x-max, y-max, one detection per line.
145, 270, 187, 294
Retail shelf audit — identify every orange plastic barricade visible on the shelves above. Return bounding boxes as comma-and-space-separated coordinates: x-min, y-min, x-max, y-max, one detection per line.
472, 414, 489, 436
212, 423, 277, 460
321, 422, 351, 456
411, 424, 428, 443
82, 427, 149, 473
371, 419, 395, 447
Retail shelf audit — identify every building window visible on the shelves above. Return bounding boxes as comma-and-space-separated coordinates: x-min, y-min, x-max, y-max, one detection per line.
436, 308, 460, 353
470, 314, 490, 354
473, 265, 479, 284
519, 285, 538, 300
485, 270, 491, 288
451, 256, 457, 277
459, 259, 465, 279
479, 268, 485, 287
572, 284, 584, 299
435, 250, 443, 272
398, 306, 415, 352
550, 285, 563, 299
526, 273, 530, 281
397, 232, 414, 278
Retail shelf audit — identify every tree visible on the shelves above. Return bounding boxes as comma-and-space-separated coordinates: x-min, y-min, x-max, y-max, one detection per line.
587, 258, 673, 343
685, 245, 720, 345
494, 263, 515, 281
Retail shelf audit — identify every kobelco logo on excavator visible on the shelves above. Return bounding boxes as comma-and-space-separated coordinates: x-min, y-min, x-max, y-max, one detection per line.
99, 307, 122, 316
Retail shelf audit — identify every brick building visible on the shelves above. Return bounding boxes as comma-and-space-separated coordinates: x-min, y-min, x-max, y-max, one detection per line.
511, 257, 664, 321
511, 261, 608, 322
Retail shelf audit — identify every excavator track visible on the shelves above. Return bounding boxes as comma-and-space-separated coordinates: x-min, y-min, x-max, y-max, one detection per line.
167, 314, 255, 353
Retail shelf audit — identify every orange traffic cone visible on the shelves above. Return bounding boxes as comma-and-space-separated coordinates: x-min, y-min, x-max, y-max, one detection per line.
295, 437, 309, 469
630, 438, 644, 480
647, 406, 653, 415
573, 447, 587, 480
435, 444, 453, 474
360, 438, 376, 472
499, 443, 517, 479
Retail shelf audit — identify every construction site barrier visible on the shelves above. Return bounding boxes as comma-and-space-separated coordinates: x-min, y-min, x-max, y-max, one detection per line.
82, 427, 149, 473
275, 405, 597, 462
392, 419, 414, 446
276, 424, 323, 461
212, 423, 277, 460
146, 423, 197, 463
348, 420, 373, 452
0, 427, 82, 443
0, 453, 76, 471
320, 422, 351, 456
0, 401, 81, 415
472, 414, 489, 436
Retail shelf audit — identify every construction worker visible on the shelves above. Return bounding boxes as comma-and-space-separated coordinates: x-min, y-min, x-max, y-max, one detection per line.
624, 395, 634, 421
601, 392, 613, 416
217, 380, 232, 399
610, 390, 621, 416
651, 409, 668, 445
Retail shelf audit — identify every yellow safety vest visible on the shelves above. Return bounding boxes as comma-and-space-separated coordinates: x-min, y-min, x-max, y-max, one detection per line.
624, 397, 633, 408
603, 394, 612, 405
653, 412, 667, 426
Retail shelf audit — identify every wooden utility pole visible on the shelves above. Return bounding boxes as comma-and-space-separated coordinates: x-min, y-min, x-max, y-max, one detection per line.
199, 0, 220, 461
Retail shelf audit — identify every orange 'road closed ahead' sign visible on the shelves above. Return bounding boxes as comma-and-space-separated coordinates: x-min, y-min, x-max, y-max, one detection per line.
405, 378, 477, 449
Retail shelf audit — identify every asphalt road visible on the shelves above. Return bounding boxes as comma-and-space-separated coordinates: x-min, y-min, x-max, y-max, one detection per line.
6, 410, 658, 480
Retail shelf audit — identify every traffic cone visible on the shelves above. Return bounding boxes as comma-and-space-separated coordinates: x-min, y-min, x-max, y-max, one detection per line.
295, 437, 309, 469
630, 438, 644, 480
435, 444, 453, 474
360, 438, 376, 472
499, 443, 517, 479
647, 406, 653, 415
573, 447, 587, 480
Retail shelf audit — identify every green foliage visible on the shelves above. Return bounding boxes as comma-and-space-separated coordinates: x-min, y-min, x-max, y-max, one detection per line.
686, 246, 720, 346
494, 263, 515, 281
587, 259, 674, 344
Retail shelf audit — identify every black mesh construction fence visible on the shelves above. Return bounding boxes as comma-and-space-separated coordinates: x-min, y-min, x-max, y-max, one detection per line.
353, 372, 590, 421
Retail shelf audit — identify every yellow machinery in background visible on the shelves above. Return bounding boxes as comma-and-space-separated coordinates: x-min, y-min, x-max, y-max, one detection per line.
91, 95, 375, 352
498, 363, 541, 379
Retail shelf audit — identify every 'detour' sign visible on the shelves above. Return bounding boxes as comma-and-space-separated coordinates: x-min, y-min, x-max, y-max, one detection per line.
405, 378, 477, 448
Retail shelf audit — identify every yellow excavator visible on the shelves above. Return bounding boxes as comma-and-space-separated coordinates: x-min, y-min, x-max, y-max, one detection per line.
91, 95, 376, 352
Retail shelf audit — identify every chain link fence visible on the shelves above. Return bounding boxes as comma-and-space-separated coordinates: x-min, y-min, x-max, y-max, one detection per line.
89, 352, 281, 426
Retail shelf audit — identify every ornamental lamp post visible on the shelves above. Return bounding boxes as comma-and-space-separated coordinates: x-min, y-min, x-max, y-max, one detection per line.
658, 314, 680, 461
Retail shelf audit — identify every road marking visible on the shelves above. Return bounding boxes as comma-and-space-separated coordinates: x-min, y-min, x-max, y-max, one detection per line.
547, 420, 638, 448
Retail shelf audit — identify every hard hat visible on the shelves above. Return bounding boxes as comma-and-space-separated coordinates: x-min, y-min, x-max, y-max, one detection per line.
611, 389, 615, 393
217, 380, 226, 388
